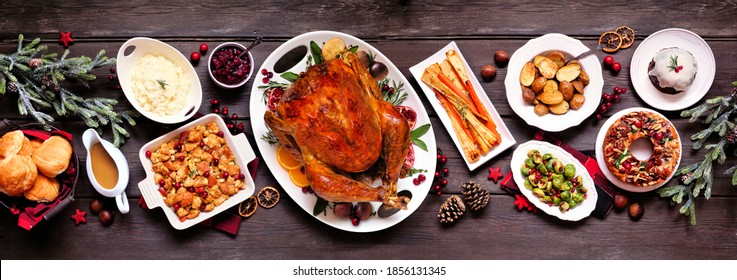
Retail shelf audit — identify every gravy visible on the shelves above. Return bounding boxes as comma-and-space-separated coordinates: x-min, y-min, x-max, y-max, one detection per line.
90, 143, 119, 189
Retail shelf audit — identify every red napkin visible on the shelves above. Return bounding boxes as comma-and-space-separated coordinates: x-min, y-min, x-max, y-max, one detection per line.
500, 131, 615, 219
139, 158, 259, 236
9, 129, 77, 230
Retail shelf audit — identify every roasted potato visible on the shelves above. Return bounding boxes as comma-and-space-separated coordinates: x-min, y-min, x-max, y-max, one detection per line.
534, 104, 549, 116
549, 101, 570, 115
556, 64, 581, 82
546, 51, 566, 68
321, 38, 346, 61
569, 94, 585, 110
533, 55, 547, 68
522, 87, 536, 104
520, 62, 536, 87
537, 57, 559, 79
538, 90, 564, 105
543, 80, 558, 93
559, 80, 574, 101
577, 70, 590, 86
531, 76, 547, 93
572, 80, 585, 94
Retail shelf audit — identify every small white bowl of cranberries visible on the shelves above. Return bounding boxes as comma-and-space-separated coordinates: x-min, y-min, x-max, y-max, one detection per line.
207, 42, 254, 89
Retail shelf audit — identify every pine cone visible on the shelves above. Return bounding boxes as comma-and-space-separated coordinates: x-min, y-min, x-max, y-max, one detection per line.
438, 195, 465, 224
461, 180, 490, 211
7, 82, 18, 93
28, 58, 42, 69
726, 127, 737, 145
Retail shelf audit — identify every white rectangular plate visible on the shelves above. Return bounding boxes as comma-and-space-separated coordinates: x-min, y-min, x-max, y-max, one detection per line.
409, 41, 516, 171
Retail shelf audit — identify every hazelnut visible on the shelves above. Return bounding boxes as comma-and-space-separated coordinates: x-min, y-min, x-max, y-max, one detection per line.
89, 198, 104, 214
613, 194, 628, 211
480, 65, 496, 82
628, 202, 644, 221
494, 50, 510, 67
99, 209, 114, 226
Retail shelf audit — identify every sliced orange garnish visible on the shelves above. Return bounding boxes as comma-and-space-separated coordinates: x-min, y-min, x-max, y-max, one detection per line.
599, 31, 622, 53
277, 145, 301, 170
257, 186, 280, 209
615, 26, 636, 49
289, 167, 310, 188
238, 196, 258, 218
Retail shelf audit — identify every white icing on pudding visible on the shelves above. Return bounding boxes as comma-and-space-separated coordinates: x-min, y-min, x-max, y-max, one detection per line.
648, 47, 697, 92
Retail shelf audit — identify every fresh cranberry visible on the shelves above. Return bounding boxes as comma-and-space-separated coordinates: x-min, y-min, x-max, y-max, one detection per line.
231, 113, 238, 120
210, 99, 220, 106
213, 158, 220, 166
179, 156, 185, 161
418, 174, 426, 182
222, 171, 229, 178
199, 141, 206, 147
145, 150, 152, 158
436, 191, 442, 196
190, 52, 201, 63
613, 87, 620, 93
227, 123, 234, 130
440, 155, 447, 164
237, 123, 245, 132
654, 132, 664, 141
611, 62, 622, 74
596, 114, 602, 120
175, 143, 182, 151
216, 131, 224, 137
382, 84, 389, 91
603, 56, 614, 68
388, 88, 395, 95
203, 171, 210, 178
606, 102, 613, 108
261, 69, 268, 75
173, 203, 180, 211
351, 217, 360, 226
187, 187, 195, 193
434, 171, 441, 178
441, 179, 448, 186
634, 120, 643, 128
622, 161, 632, 170
600, 105, 608, 113
262, 77, 269, 84
603, 94, 611, 101
175, 182, 182, 189
109, 68, 116, 74
613, 95, 621, 102
443, 168, 449, 175
433, 185, 441, 191
238, 173, 246, 180
108, 75, 115, 81
199, 43, 208, 54
200, 204, 206, 211
413, 178, 420, 185
266, 72, 273, 79
222, 107, 229, 115
619, 88, 627, 94
158, 180, 165, 187
213, 108, 220, 114
202, 192, 208, 199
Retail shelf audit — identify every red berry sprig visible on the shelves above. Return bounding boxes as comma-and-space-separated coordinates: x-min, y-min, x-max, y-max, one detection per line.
430, 148, 449, 196
593, 86, 627, 120
602, 55, 623, 75
209, 99, 246, 134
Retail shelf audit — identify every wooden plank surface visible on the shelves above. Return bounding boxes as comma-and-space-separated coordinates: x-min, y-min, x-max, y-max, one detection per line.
1, 0, 736, 260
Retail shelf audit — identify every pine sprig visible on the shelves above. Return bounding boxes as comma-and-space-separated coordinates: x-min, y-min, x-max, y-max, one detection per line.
0, 34, 136, 147
658, 82, 737, 225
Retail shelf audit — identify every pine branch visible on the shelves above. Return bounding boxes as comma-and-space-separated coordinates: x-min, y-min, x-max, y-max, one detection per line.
659, 82, 737, 225
0, 34, 136, 147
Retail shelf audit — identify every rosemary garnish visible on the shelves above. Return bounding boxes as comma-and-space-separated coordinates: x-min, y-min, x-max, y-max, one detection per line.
667, 55, 680, 72
156, 79, 168, 90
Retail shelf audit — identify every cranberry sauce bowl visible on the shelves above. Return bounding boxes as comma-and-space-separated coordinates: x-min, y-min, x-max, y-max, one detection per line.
208, 42, 254, 89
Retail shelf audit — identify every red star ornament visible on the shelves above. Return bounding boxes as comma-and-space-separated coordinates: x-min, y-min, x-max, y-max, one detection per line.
71, 209, 87, 225
487, 166, 503, 183
59, 32, 74, 47
513, 194, 537, 213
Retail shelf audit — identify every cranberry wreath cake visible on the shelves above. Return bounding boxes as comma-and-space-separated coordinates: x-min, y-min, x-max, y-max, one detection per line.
603, 111, 681, 187
648, 47, 697, 94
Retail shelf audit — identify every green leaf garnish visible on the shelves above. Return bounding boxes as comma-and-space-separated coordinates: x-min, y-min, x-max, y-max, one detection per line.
156, 79, 168, 90
313, 197, 328, 216
410, 123, 431, 152
310, 41, 323, 64
280, 71, 299, 82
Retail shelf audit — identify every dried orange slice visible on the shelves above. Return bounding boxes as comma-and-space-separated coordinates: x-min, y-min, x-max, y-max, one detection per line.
289, 167, 310, 188
277, 145, 301, 170
615, 26, 636, 49
238, 196, 258, 218
257, 186, 280, 209
599, 31, 622, 53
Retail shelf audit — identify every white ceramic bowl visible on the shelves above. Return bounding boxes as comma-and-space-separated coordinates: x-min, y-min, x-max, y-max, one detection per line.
207, 42, 255, 89
137, 114, 256, 230
116, 37, 202, 124
510, 140, 598, 221
504, 33, 603, 132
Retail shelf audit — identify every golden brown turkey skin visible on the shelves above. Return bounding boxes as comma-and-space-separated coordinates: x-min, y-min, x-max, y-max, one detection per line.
264, 51, 410, 209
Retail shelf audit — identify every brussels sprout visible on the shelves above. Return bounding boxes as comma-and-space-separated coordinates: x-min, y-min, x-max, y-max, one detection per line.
533, 152, 543, 164
573, 192, 585, 203
545, 180, 552, 191
542, 195, 552, 203
553, 196, 562, 206
536, 163, 548, 174
579, 186, 588, 193
525, 158, 536, 168
563, 181, 573, 191
521, 166, 531, 176
560, 190, 571, 200
552, 176, 564, 189
553, 160, 564, 173
542, 153, 553, 161
574, 175, 583, 184
559, 202, 570, 211
564, 164, 576, 180
545, 160, 555, 173
569, 200, 578, 208
533, 188, 545, 197
527, 149, 540, 158
524, 178, 533, 190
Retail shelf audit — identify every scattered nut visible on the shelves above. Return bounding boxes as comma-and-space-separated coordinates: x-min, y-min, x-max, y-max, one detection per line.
628, 202, 644, 221
480, 65, 496, 82
614, 194, 628, 211
494, 50, 510, 67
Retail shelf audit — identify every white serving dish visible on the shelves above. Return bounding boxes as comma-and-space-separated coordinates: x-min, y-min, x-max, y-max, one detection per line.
504, 33, 603, 132
594, 107, 682, 193
207, 42, 255, 89
409, 41, 516, 171
117, 37, 202, 124
629, 28, 715, 111
138, 114, 256, 230
510, 140, 598, 221
249, 31, 436, 233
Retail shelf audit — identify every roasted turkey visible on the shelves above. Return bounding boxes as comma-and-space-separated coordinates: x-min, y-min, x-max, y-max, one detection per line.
265, 50, 411, 209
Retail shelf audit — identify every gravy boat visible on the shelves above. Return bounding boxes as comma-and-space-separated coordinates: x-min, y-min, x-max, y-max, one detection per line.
82, 129, 130, 214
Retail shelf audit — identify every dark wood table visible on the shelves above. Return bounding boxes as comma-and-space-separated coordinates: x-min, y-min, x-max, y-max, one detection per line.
1, 1, 736, 260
